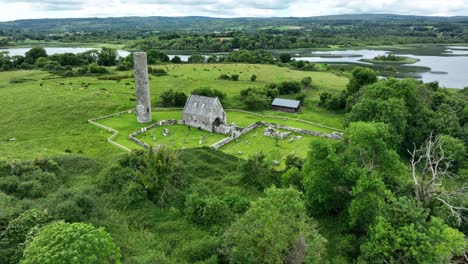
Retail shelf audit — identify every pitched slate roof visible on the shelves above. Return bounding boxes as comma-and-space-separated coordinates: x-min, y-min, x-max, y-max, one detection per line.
272, 98, 300, 108
183, 94, 219, 118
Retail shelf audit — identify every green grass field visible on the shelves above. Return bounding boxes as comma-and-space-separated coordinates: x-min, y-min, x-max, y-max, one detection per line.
94, 108, 341, 158
0, 64, 346, 160
220, 127, 331, 169
134, 125, 226, 149
360, 57, 419, 65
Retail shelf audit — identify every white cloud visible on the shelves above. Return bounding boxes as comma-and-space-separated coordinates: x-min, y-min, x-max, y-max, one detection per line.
0, 0, 467, 21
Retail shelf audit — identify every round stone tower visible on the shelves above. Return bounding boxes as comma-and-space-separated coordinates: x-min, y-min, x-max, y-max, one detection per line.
133, 52, 152, 123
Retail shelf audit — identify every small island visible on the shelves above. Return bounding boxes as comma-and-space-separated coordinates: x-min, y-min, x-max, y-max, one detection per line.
361, 54, 419, 64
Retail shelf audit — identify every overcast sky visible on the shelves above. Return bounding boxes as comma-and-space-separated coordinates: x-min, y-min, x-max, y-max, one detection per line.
0, 0, 467, 22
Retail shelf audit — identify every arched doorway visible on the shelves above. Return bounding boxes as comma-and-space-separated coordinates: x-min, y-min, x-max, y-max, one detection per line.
212, 117, 222, 133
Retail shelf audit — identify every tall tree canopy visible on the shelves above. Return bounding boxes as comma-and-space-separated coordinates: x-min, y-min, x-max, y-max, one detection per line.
223, 187, 327, 263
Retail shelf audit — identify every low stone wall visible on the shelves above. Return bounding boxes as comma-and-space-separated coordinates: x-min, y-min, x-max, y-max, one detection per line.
264, 122, 343, 140
88, 109, 135, 152
128, 119, 182, 150
210, 121, 342, 150
210, 122, 263, 149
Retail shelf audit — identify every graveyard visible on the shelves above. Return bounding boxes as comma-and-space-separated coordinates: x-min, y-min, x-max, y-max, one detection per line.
93, 108, 341, 168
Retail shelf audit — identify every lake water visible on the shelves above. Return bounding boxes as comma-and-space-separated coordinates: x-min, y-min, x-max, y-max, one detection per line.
0, 47, 131, 58
1, 45, 467, 88
0, 47, 207, 63
293, 46, 468, 88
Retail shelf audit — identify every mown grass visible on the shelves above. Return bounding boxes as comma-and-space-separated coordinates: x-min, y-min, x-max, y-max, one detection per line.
134, 125, 226, 149
220, 127, 334, 169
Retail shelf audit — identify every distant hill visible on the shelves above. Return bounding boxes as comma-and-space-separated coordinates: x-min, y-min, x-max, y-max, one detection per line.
1, 14, 467, 33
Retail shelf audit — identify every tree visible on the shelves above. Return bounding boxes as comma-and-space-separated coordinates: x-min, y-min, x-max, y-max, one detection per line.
243, 92, 270, 111
302, 140, 350, 214
345, 122, 405, 185
223, 187, 327, 263
346, 66, 377, 95
25, 47, 47, 64
360, 196, 466, 263
278, 81, 302, 95
432, 103, 461, 137
188, 55, 206, 63
207, 55, 218, 63
0, 209, 51, 264
97, 47, 117, 66
301, 76, 312, 88
279, 53, 292, 63
21, 221, 121, 264
160, 89, 187, 107
348, 172, 387, 232
250, 74, 257, 82
184, 191, 233, 228
191, 87, 226, 100
296, 93, 307, 104
173, 91, 188, 107
171, 55, 182, 63
123, 148, 180, 206
147, 49, 169, 64
346, 97, 408, 148
241, 152, 275, 190
408, 133, 468, 224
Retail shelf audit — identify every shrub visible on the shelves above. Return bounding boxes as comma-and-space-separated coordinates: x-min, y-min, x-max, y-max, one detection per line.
21, 221, 121, 264
184, 192, 233, 227
160, 89, 187, 107
319, 92, 346, 110
250, 74, 257, 82
230, 74, 239, 81
191, 87, 226, 100
171, 56, 182, 63
301, 76, 312, 88
279, 53, 292, 63
241, 153, 276, 189
218, 74, 231, 80
77, 66, 88, 74
116, 62, 131, 71
278, 81, 302, 94
296, 93, 307, 104
89, 63, 109, 74
0, 209, 51, 263
46, 188, 97, 222
174, 236, 220, 263
153, 68, 168, 76
188, 55, 206, 63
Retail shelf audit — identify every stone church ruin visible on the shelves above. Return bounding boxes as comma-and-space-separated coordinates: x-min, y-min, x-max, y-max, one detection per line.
183, 94, 234, 134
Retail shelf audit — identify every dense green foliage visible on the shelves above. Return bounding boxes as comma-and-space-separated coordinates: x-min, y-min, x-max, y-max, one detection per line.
3, 15, 467, 49
21, 221, 121, 264
223, 187, 327, 263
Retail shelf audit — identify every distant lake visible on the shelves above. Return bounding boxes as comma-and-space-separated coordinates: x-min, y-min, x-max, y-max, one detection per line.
0, 47, 131, 58
289, 45, 468, 89
0, 47, 208, 62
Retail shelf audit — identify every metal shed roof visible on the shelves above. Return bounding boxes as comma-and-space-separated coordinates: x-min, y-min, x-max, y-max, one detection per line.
272, 98, 300, 108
